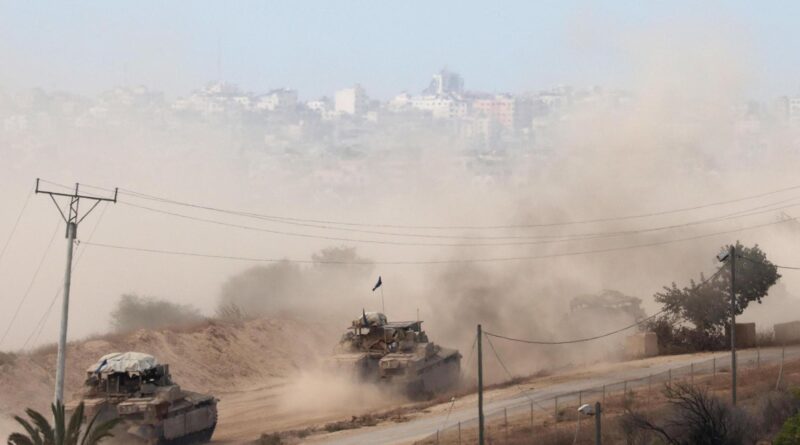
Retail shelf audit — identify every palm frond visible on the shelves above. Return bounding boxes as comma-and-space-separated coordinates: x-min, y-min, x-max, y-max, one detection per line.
10, 416, 41, 445
25, 409, 53, 445
80, 417, 120, 445
7, 432, 36, 445
65, 403, 85, 445
50, 403, 65, 445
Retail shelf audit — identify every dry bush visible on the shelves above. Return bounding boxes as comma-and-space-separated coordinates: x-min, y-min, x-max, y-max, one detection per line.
620, 382, 755, 445
110, 294, 204, 333
215, 301, 247, 324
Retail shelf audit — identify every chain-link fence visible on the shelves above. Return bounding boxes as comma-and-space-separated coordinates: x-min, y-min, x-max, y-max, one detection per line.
415, 345, 800, 445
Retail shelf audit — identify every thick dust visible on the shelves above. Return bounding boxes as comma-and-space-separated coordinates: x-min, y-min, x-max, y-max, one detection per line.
276, 370, 402, 415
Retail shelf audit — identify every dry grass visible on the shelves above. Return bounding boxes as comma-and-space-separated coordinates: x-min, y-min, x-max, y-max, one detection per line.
415, 357, 800, 445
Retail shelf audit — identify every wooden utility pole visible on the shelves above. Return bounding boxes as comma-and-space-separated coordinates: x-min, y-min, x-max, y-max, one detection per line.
35, 179, 117, 404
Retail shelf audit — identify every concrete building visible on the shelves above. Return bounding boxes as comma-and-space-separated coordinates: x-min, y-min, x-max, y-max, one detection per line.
335, 84, 369, 116
409, 94, 467, 119
424, 69, 464, 96
472, 95, 516, 129
255, 88, 298, 112
789, 96, 800, 125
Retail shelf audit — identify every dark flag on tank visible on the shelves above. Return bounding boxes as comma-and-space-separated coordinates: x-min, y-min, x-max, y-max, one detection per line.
372, 276, 382, 292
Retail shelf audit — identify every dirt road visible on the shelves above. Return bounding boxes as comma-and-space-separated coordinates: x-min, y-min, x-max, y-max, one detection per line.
297, 346, 800, 445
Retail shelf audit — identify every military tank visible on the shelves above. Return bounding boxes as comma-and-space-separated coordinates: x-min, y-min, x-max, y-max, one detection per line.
330, 311, 461, 398
67, 352, 217, 444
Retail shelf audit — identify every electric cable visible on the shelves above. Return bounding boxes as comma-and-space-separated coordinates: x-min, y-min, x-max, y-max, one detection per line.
484, 268, 725, 345
22, 203, 109, 349
484, 332, 552, 415
0, 188, 34, 271
0, 219, 61, 347
80, 217, 796, 266
119, 197, 800, 247
737, 255, 800, 271
69, 179, 800, 231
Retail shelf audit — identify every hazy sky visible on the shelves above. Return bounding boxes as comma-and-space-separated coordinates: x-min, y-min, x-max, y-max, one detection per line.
0, 1, 797, 99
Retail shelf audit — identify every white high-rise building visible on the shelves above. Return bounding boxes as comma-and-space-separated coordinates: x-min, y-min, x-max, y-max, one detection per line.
335, 84, 368, 116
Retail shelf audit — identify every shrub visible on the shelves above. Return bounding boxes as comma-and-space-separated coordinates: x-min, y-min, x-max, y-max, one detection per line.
775, 414, 800, 445
0, 351, 16, 366
621, 382, 755, 445
257, 433, 282, 445
110, 294, 204, 333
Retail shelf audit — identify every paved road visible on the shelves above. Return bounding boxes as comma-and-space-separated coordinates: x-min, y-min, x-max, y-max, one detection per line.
308, 346, 800, 445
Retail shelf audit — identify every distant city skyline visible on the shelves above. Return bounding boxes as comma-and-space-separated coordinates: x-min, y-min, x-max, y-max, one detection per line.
1, 1, 799, 100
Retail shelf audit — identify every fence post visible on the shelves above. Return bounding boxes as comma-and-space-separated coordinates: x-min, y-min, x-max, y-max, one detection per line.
690, 363, 694, 384
555, 395, 559, 421
458, 421, 461, 445
579, 390, 583, 406
504, 407, 508, 445
757, 346, 761, 368
436, 430, 439, 444
530, 401, 534, 436
777, 344, 786, 390
623, 380, 627, 396
668, 368, 672, 384
648, 374, 652, 396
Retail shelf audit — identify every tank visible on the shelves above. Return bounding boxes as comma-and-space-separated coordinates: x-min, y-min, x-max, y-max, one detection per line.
330, 311, 461, 398
67, 352, 217, 445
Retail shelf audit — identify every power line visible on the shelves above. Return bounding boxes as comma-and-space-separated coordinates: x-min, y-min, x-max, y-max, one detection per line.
71, 180, 800, 231
0, 219, 61, 347
120, 196, 800, 247
737, 255, 800, 271
80, 217, 795, 266
22, 203, 109, 350
483, 333, 552, 415
0, 188, 34, 271
483, 268, 725, 345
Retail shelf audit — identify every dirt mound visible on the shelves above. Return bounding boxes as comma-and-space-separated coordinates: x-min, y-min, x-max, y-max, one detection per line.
0, 317, 338, 417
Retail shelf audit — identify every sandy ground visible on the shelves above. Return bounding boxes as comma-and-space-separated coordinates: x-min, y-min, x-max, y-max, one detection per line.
4, 320, 795, 445
0, 317, 339, 440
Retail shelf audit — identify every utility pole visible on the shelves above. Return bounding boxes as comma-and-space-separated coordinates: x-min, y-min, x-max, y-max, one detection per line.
730, 244, 737, 405
477, 324, 485, 445
35, 179, 117, 404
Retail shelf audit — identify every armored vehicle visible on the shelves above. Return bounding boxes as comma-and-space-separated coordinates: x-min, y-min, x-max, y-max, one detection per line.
331, 312, 461, 397
68, 352, 217, 444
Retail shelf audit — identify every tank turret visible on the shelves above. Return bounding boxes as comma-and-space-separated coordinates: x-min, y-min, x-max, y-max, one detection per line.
68, 352, 217, 445
330, 312, 461, 398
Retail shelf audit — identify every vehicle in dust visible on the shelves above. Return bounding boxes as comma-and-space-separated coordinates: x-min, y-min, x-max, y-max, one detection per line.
330, 311, 461, 397
67, 352, 217, 444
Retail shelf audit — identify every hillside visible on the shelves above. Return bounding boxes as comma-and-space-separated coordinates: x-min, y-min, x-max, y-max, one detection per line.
0, 317, 339, 417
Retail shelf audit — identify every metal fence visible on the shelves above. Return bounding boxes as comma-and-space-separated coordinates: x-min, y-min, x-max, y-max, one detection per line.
415, 345, 800, 445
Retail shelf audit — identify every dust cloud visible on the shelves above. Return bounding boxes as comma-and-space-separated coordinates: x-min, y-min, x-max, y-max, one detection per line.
0, 17, 798, 392
276, 370, 400, 415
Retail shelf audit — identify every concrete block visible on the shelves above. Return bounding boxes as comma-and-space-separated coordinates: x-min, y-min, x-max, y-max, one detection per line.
625, 332, 659, 358
774, 321, 800, 345
735, 323, 756, 348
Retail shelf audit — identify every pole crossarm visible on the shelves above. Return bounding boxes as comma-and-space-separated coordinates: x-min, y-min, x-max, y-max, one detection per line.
34, 178, 116, 404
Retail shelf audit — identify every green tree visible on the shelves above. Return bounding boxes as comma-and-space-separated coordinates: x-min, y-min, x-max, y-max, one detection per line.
651, 242, 780, 350
7, 401, 120, 445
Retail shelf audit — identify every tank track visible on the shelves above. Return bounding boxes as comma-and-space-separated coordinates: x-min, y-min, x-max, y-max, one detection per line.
158, 423, 216, 445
